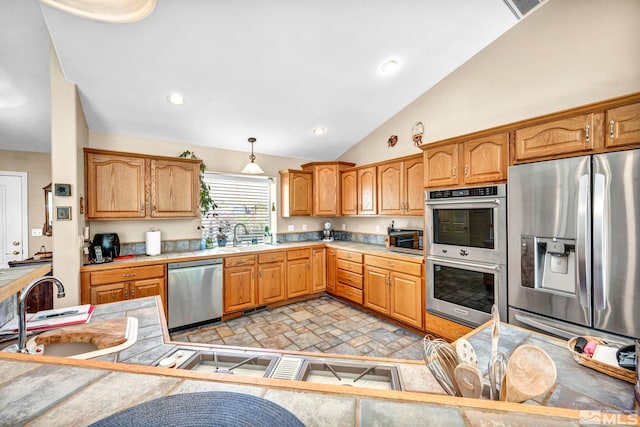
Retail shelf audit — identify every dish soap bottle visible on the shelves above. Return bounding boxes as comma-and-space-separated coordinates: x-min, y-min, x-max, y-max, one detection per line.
216, 227, 227, 248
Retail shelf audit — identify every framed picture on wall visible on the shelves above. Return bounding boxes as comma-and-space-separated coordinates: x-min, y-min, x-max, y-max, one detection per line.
56, 206, 71, 220
54, 183, 71, 196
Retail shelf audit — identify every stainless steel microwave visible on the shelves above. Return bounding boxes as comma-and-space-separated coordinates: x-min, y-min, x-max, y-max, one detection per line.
388, 228, 423, 255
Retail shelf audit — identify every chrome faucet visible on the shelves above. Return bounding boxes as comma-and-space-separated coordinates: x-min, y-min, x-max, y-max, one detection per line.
233, 223, 248, 247
6, 276, 65, 354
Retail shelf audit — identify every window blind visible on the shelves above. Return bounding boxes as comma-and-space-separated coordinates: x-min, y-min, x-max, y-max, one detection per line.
201, 172, 272, 245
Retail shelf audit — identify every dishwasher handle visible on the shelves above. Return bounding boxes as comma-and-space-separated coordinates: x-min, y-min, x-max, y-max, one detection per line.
168, 259, 222, 270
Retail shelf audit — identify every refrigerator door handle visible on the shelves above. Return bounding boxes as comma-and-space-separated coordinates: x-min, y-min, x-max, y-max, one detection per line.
593, 173, 607, 311
576, 174, 591, 309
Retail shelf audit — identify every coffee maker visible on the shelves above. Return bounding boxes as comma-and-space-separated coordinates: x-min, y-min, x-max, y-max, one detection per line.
322, 221, 334, 241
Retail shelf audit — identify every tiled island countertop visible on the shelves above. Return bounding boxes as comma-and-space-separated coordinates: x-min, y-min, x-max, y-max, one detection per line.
2, 297, 632, 426
463, 322, 638, 415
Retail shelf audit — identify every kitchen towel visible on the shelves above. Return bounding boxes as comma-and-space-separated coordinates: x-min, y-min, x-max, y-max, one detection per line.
145, 230, 161, 256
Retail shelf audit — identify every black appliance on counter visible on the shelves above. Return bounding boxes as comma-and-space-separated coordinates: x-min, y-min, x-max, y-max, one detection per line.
90, 233, 120, 262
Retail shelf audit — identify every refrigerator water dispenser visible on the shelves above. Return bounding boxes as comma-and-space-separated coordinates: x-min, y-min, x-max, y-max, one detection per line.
520, 236, 576, 294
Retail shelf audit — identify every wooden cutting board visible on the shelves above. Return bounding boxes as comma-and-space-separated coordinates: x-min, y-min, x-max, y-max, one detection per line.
35, 318, 128, 349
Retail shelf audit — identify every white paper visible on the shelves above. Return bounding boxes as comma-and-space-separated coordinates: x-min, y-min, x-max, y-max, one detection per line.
592, 344, 620, 367
0, 304, 93, 333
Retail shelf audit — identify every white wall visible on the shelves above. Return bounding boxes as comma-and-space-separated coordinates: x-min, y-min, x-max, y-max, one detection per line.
339, 0, 640, 165
50, 43, 88, 308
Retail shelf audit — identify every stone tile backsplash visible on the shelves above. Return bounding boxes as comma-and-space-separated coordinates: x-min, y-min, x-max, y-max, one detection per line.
119, 231, 385, 256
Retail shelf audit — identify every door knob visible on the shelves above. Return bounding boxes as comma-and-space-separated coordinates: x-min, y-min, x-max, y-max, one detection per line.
13, 241, 20, 246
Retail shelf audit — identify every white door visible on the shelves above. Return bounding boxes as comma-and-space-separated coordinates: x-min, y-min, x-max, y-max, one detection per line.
0, 172, 27, 268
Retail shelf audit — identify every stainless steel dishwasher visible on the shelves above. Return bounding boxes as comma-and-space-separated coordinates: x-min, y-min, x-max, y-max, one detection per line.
167, 258, 223, 331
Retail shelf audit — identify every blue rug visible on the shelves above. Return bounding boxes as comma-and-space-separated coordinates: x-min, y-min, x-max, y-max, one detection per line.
90, 391, 304, 426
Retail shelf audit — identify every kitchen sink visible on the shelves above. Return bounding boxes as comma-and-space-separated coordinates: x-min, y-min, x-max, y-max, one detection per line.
156, 347, 279, 377
158, 347, 403, 391
20, 317, 139, 359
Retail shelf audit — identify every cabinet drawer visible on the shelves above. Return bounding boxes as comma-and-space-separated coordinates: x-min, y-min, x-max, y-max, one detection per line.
336, 269, 363, 290
287, 248, 311, 261
365, 255, 422, 277
336, 259, 363, 274
258, 251, 285, 264
224, 254, 256, 267
90, 265, 165, 285
424, 312, 472, 342
336, 250, 363, 263
335, 282, 363, 304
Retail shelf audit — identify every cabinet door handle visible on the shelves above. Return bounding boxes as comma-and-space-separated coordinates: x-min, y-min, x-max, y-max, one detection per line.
609, 120, 615, 139
464, 164, 469, 177
140, 204, 144, 213
386, 263, 395, 268
152, 205, 156, 212
122, 273, 137, 277
452, 166, 457, 178
585, 124, 590, 144
125, 289, 128, 299
130, 289, 135, 299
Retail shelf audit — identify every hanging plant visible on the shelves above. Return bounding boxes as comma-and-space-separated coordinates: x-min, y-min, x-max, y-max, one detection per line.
178, 150, 217, 218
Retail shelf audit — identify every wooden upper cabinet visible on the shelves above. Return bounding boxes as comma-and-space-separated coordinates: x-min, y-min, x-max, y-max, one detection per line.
340, 170, 358, 216
85, 151, 147, 219
279, 169, 313, 217
513, 113, 601, 162
377, 161, 403, 215
424, 133, 507, 188
301, 161, 355, 216
378, 155, 423, 216
462, 133, 508, 185
85, 148, 200, 220
606, 102, 640, 148
150, 159, 200, 218
424, 144, 459, 188
403, 157, 424, 216
358, 166, 377, 215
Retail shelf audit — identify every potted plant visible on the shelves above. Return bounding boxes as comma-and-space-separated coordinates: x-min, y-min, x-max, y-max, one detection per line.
178, 151, 217, 249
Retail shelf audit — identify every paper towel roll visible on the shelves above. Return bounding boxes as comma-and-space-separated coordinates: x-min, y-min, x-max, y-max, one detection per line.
145, 230, 161, 256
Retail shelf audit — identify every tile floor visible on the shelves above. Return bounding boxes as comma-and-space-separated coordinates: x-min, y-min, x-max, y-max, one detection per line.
170, 296, 425, 360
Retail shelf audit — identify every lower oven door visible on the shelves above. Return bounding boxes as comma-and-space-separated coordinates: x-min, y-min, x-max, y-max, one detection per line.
426, 256, 507, 327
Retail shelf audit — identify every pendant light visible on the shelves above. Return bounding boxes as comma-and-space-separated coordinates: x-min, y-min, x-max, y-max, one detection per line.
241, 137, 264, 174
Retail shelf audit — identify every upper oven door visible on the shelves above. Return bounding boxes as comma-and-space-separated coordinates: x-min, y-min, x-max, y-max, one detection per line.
425, 195, 506, 264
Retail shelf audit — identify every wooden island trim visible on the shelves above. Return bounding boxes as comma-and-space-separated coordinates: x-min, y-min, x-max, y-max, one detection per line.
0, 265, 51, 302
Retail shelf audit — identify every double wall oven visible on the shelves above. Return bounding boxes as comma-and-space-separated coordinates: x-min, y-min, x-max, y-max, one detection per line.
425, 185, 507, 327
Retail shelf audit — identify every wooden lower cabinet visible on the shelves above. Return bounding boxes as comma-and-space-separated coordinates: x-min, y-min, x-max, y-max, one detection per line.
257, 252, 285, 305
326, 248, 336, 293
286, 249, 311, 298
363, 265, 389, 313
224, 255, 256, 313
424, 312, 472, 342
82, 264, 167, 317
363, 255, 423, 329
311, 247, 326, 292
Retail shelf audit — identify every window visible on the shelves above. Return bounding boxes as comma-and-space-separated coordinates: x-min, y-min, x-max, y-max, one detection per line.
201, 172, 273, 245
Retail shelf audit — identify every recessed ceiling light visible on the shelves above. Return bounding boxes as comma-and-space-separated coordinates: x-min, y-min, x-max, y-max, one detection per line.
167, 93, 185, 105
380, 59, 400, 75
312, 127, 326, 135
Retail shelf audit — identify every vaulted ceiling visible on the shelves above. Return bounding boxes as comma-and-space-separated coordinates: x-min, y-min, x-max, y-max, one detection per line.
0, 0, 539, 160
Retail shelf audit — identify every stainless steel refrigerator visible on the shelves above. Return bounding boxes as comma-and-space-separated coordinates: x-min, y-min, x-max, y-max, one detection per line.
508, 149, 639, 342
